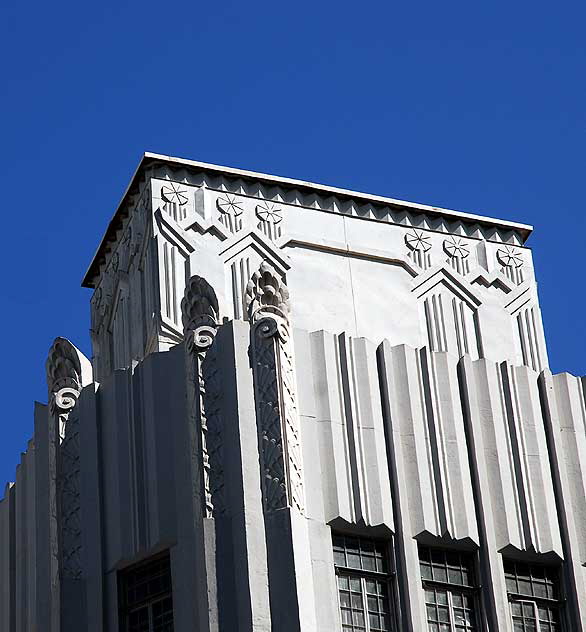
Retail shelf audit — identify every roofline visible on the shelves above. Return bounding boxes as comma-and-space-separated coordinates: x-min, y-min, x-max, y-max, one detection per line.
82, 153, 149, 288
82, 151, 534, 288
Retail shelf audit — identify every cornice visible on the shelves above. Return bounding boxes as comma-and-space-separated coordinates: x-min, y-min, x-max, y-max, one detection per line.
82, 152, 533, 288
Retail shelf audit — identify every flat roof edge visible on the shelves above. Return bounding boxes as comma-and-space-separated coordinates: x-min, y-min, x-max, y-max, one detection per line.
144, 152, 534, 234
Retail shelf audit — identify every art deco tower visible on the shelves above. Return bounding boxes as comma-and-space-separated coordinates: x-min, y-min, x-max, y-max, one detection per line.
1, 154, 584, 632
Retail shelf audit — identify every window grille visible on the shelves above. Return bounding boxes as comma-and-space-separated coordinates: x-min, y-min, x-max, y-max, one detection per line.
504, 560, 563, 632
333, 534, 396, 632
118, 552, 174, 632
419, 545, 479, 632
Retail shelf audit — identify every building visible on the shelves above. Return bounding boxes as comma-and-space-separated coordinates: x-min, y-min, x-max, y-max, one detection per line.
1, 153, 585, 631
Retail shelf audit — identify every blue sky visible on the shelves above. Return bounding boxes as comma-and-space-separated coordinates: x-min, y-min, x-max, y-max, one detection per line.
1, 1, 584, 484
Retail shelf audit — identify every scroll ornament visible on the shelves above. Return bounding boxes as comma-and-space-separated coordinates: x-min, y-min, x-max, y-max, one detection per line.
181, 275, 220, 353
46, 337, 90, 427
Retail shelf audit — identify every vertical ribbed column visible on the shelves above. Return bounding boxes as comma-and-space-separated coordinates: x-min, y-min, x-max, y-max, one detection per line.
377, 341, 429, 632
219, 321, 272, 631
500, 363, 562, 555
539, 370, 586, 630
15, 458, 25, 632
77, 384, 104, 632
458, 356, 514, 632
247, 262, 316, 631
0, 483, 15, 631
337, 335, 394, 529
25, 440, 36, 630
308, 331, 393, 529
309, 330, 353, 523
34, 402, 50, 627
377, 343, 480, 630
100, 366, 146, 631
15, 448, 35, 632
294, 328, 341, 632
419, 348, 479, 542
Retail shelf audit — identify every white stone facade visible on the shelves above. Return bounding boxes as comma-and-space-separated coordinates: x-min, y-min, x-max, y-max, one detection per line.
1, 154, 584, 631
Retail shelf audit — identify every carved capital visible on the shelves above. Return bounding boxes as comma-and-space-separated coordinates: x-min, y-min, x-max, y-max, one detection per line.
181, 275, 220, 353
245, 261, 290, 324
46, 337, 92, 416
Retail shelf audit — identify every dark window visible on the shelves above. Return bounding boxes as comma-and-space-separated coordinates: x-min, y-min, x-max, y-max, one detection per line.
118, 552, 174, 632
419, 545, 479, 631
504, 560, 563, 632
333, 534, 396, 632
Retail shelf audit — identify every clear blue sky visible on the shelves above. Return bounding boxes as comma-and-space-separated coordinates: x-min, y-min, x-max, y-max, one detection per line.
1, 1, 584, 485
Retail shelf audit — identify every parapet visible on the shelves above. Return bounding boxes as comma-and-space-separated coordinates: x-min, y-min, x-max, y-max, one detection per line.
82, 152, 544, 381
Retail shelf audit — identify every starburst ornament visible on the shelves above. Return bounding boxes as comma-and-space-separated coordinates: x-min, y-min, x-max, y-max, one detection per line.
497, 245, 523, 268
256, 202, 283, 224
405, 229, 432, 252
444, 236, 470, 259
216, 194, 244, 217
161, 182, 189, 206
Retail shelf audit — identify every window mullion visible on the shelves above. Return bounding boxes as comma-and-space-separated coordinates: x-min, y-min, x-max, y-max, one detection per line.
361, 576, 369, 632
447, 590, 456, 632
334, 571, 342, 630
534, 601, 541, 632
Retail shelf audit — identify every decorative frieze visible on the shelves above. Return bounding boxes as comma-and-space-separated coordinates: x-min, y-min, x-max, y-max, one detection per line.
181, 276, 224, 517
246, 262, 304, 514
143, 165, 527, 247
